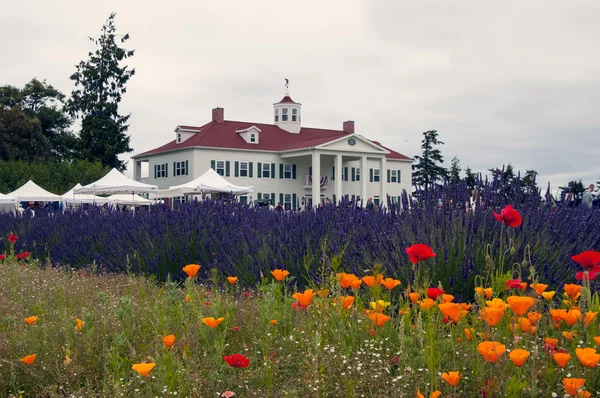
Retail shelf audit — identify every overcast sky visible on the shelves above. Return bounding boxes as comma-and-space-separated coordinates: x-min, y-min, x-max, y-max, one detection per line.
2, 1, 599, 192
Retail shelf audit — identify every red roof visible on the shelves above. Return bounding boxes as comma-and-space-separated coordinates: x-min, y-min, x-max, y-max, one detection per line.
135, 120, 411, 161
277, 96, 298, 104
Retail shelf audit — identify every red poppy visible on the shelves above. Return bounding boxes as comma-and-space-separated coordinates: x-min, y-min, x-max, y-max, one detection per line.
576, 270, 599, 281
571, 250, 600, 269
493, 205, 522, 227
232, 326, 240, 332
0, 254, 5, 261
223, 354, 250, 368
505, 279, 526, 290
427, 287, 445, 300
15, 252, 31, 260
405, 244, 436, 264
7, 234, 18, 243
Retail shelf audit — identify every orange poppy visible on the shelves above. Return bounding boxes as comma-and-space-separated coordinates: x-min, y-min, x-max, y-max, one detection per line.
409, 292, 421, 303
227, 276, 238, 284
341, 296, 354, 310
368, 312, 391, 327
271, 269, 289, 281
464, 328, 475, 341
576, 347, 600, 368
519, 317, 533, 333
20, 354, 36, 365
417, 390, 442, 398
545, 337, 559, 346
506, 296, 536, 316
460, 303, 472, 311
349, 279, 362, 289
483, 288, 493, 299
202, 317, 225, 328
553, 352, 571, 368
163, 334, 175, 347
269, 319, 277, 325
541, 291, 555, 300
185, 295, 192, 302
477, 341, 506, 363
292, 289, 317, 309
442, 294, 454, 303
563, 331, 576, 340
563, 378, 586, 397
481, 307, 505, 327
24, 316, 38, 325
317, 289, 330, 297
509, 348, 530, 367
132, 362, 156, 377
362, 274, 384, 287
486, 298, 507, 309
527, 311, 542, 325
530, 283, 548, 295
594, 336, 600, 346
182, 264, 201, 278
418, 298, 435, 311
338, 273, 359, 288
74, 318, 85, 332
381, 277, 401, 290
584, 311, 598, 327
438, 303, 466, 323
564, 284, 582, 300
441, 371, 461, 386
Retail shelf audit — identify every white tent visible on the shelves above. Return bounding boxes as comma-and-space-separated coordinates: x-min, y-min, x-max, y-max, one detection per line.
8, 180, 61, 202
0, 193, 16, 213
75, 168, 158, 195
157, 168, 253, 198
107, 194, 153, 206
62, 184, 109, 205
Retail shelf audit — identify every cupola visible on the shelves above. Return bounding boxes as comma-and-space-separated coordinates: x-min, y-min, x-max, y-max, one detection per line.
273, 82, 301, 134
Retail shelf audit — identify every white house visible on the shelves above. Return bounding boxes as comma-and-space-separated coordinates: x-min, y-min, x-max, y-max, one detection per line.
131, 89, 412, 209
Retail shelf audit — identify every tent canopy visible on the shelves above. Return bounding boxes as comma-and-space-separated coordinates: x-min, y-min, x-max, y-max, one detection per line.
75, 168, 158, 195
107, 194, 153, 206
0, 193, 16, 204
158, 168, 253, 198
8, 180, 61, 202
62, 184, 109, 205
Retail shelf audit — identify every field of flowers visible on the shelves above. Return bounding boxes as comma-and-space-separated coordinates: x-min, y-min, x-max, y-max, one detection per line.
0, 201, 599, 396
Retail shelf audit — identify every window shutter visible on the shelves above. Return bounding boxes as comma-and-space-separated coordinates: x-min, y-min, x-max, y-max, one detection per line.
292, 193, 297, 210
352, 167, 355, 182
344, 167, 348, 181
249, 162, 253, 178
292, 164, 296, 179
258, 193, 262, 200
211, 160, 216, 170
257, 162, 262, 178
165, 163, 168, 177
332, 166, 335, 181
226, 161, 230, 177
356, 168, 360, 182
370, 168, 373, 182
234, 161, 239, 177
279, 164, 284, 179
279, 193, 284, 205
185, 160, 189, 175
154, 165, 157, 179
271, 163, 275, 179
387, 170, 391, 183
309, 166, 312, 176
271, 193, 275, 205
173, 162, 176, 176
398, 169, 401, 183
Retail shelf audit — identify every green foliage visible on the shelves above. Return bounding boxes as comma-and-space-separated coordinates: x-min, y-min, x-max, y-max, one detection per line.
66, 13, 135, 171
412, 130, 447, 192
0, 106, 49, 161
449, 155, 461, 185
0, 159, 109, 194
464, 166, 476, 191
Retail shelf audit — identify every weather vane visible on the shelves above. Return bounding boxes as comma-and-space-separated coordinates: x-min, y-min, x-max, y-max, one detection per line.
284, 78, 289, 89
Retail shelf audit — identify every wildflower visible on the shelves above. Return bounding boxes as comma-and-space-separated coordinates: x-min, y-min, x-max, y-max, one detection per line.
505, 279, 527, 290
409, 292, 420, 303
417, 389, 441, 398
163, 334, 175, 347
571, 250, 600, 268
575, 347, 600, 368
185, 295, 192, 302
584, 311, 597, 326
594, 336, 600, 346
486, 298, 507, 309
317, 289, 330, 297
350, 279, 362, 289
74, 318, 85, 331
509, 348, 530, 367
493, 204, 522, 227
132, 362, 156, 377
544, 337, 559, 354
7, 234, 18, 243
222, 392, 236, 398
576, 270, 599, 281
506, 296, 536, 316
438, 303, 466, 324
271, 269, 289, 281
0, 254, 5, 261
477, 341, 506, 363
563, 378, 586, 397
441, 371, 461, 386
418, 298, 435, 311
370, 300, 391, 312
519, 317, 533, 333
405, 244, 436, 264
442, 294, 454, 303
232, 326, 240, 332
464, 328, 475, 341
24, 316, 38, 325
269, 319, 277, 325
15, 252, 31, 260
181, 264, 200, 278
202, 317, 225, 328
541, 291, 555, 300
20, 354, 36, 365
292, 289, 317, 309
563, 284, 582, 300
475, 287, 493, 299
223, 353, 250, 368
368, 312, 391, 327
341, 296, 354, 310
527, 311, 542, 325
481, 307, 505, 327
427, 287, 444, 300
563, 331, 576, 340
227, 276, 238, 284
530, 283, 548, 295
550, 309, 581, 326
362, 274, 383, 287
381, 277, 401, 290
553, 352, 571, 368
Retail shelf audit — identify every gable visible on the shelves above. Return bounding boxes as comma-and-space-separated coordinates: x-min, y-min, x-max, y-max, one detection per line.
317, 134, 389, 154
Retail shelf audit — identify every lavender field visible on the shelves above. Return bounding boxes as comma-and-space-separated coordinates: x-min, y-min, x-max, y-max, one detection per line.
1, 180, 599, 298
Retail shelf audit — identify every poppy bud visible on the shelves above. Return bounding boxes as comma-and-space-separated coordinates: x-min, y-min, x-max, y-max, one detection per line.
510, 246, 516, 256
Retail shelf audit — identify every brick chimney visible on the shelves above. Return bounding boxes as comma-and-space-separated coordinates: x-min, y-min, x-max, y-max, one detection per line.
343, 120, 354, 134
212, 107, 224, 123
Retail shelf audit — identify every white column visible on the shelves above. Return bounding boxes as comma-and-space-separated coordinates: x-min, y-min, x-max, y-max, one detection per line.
360, 155, 368, 204
133, 161, 141, 180
335, 154, 343, 203
380, 156, 387, 207
312, 151, 321, 208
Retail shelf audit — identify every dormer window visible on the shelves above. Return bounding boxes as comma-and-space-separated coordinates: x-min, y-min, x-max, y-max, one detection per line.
236, 126, 260, 144
282, 108, 288, 121
274, 109, 279, 122
177, 133, 181, 143
250, 133, 256, 143
292, 108, 298, 122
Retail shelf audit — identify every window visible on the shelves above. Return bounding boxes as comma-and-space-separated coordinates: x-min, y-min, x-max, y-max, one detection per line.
284, 164, 292, 179
374, 196, 380, 206
282, 108, 288, 121
155, 163, 167, 178
262, 163, 271, 178
292, 108, 297, 122
374, 168, 380, 182
262, 193, 271, 201
239, 196, 248, 204
250, 133, 256, 143
284, 194, 292, 210
216, 160, 225, 176
240, 161, 248, 177
391, 170, 398, 183
356, 168, 360, 182
174, 160, 188, 176
274, 109, 279, 122
177, 133, 181, 143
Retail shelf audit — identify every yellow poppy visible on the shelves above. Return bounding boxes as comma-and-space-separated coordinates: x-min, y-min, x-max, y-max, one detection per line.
370, 300, 391, 312
541, 291, 555, 300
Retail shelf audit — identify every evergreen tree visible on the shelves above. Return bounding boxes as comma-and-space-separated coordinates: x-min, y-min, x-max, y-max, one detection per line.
412, 130, 447, 192
449, 155, 461, 185
465, 167, 476, 191
521, 170, 539, 195
66, 12, 135, 171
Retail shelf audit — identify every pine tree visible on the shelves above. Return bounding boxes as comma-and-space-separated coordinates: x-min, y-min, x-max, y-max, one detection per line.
464, 167, 476, 191
66, 13, 135, 171
449, 156, 461, 185
412, 130, 447, 192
